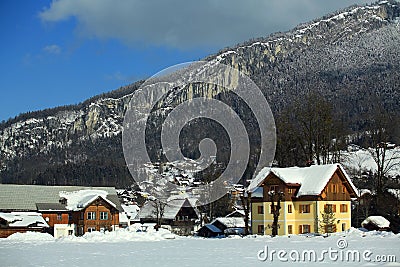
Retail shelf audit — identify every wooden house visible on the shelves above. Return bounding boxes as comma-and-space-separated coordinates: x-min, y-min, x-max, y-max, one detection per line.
36, 203, 74, 238
139, 198, 199, 235
58, 191, 121, 235
0, 184, 121, 237
248, 164, 358, 235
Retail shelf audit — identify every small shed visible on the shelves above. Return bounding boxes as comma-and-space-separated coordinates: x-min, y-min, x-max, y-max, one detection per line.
361, 216, 390, 231
211, 217, 245, 233
197, 224, 223, 238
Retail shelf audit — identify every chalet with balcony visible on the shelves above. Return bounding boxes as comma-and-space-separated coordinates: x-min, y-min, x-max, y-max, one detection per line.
248, 164, 358, 235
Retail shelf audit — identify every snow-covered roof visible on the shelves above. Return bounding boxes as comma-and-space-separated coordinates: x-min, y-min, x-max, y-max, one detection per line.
121, 204, 140, 221
212, 217, 245, 228
0, 212, 49, 228
361, 216, 390, 228
359, 189, 373, 197
0, 184, 117, 211
225, 210, 245, 217
388, 189, 400, 200
59, 190, 117, 211
119, 211, 130, 223
139, 199, 197, 220
248, 164, 358, 197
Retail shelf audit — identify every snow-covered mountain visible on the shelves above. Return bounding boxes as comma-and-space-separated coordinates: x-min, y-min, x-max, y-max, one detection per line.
1, 1, 400, 186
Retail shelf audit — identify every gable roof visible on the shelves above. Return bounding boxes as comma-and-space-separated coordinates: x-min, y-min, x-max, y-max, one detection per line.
225, 209, 245, 218
139, 198, 198, 220
59, 189, 120, 211
121, 204, 140, 220
202, 224, 223, 233
212, 217, 245, 228
0, 184, 119, 211
0, 212, 49, 228
361, 216, 390, 228
248, 164, 358, 197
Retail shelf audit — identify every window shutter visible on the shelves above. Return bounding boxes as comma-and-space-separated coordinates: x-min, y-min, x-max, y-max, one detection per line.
299, 225, 303, 234
333, 205, 336, 213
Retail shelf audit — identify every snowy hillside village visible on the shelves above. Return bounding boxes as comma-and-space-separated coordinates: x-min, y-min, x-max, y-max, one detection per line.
0, 144, 399, 239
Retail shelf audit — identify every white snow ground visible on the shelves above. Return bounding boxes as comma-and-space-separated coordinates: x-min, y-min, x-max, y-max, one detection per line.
1, 228, 399, 267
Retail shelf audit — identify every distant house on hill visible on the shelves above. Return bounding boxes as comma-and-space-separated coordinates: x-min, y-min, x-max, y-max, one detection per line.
139, 198, 198, 235
248, 164, 358, 235
0, 184, 121, 237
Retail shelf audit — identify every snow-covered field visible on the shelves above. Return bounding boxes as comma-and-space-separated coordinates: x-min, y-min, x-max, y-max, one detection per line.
1, 228, 399, 267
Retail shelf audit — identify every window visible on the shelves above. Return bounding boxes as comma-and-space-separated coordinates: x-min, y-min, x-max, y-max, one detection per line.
257, 205, 264, 214
288, 188, 293, 194
288, 225, 293, 234
342, 186, 346, 194
57, 213, 62, 220
324, 204, 336, 213
288, 204, 292, 213
332, 184, 337, 193
340, 204, 348, 213
87, 227, 96, 233
270, 185, 279, 192
100, 212, 108, 220
68, 230, 73, 236
258, 224, 264, 234
341, 223, 346, 231
299, 224, 310, 234
87, 211, 96, 220
176, 215, 189, 221
299, 204, 310, 213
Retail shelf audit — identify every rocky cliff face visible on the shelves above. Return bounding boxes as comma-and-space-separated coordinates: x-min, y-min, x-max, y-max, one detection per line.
1, 1, 399, 186
1, 95, 131, 166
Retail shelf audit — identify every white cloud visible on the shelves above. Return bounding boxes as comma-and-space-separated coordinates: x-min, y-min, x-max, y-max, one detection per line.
39, 0, 372, 49
43, 44, 61, 54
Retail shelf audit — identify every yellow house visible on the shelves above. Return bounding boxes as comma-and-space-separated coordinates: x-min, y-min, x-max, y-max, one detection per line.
248, 164, 358, 235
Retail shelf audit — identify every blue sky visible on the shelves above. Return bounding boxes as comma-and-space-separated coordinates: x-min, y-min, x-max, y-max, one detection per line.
0, 0, 372, 122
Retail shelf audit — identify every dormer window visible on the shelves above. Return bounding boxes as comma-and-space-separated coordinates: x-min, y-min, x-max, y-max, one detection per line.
59, 197, 67, 205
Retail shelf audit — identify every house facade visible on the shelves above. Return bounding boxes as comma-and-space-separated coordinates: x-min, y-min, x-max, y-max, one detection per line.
249, 164, 358, 235
0, 184, 121, 238
75, 196, 120, 235
36, 203, 74, 238
139, 198, 199, 235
